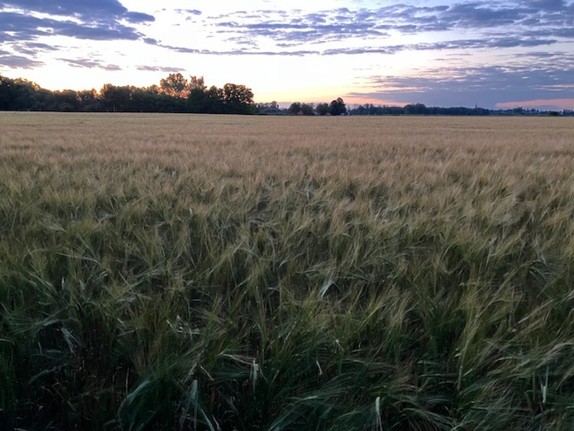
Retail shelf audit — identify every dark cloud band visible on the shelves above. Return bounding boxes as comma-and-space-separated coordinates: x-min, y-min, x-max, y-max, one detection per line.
354, 60, 574, 108
0, 0, 154, 23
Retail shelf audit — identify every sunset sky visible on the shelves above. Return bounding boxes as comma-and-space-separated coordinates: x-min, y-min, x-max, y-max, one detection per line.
1, 0, 573, 109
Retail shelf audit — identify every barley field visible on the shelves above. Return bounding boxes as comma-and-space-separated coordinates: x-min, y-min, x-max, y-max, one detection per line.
1, 112, 574, 430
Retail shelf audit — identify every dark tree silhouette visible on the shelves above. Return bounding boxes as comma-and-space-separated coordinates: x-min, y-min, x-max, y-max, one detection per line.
288, 102, 301, 115
300, 103, 315, 115
222, 83, 256, 114
315, 103, 330, 116
0, 73, 256, 114
0, 73, 552, 116
329, 97, 347, 116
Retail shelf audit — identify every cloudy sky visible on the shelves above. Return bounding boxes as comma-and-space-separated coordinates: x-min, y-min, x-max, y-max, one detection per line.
1, 0, 573, 109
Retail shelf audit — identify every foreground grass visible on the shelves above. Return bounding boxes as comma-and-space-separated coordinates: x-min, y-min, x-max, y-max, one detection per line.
1, 112, 574, 430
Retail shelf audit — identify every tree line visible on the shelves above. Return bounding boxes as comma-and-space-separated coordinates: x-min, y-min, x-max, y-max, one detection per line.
2, 73, 572, 116
261, 101, 573, 116
274, 101, 491, 116
0, 73, 256, 114
348, 103, 491, 116
280, 97, 347, 116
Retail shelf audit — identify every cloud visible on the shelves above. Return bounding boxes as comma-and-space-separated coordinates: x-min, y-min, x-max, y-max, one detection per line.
202, 1, 574, 50
143, 37, 160, 45
7, 42, 60, 57
136, 65, 182, 73
356, 60, 574, 108
174, 8, 202, 16
125, 11, 156, 23
60, 58, 121, 71
4, 0, 573, 58
0, 0, 154, 23
0, 53, 44, 68
0, 0, 154, 47
161, 35, 557, 57
160, 43, 316, 56
0, 12, 144, 42
439, 3, 524, 28
523, 0, 568, 11
212, 8, 388, 45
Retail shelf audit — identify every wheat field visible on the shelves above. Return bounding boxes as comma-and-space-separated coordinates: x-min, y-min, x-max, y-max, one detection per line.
1, 112, 574, 430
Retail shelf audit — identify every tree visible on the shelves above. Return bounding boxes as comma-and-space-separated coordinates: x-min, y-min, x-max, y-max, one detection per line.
315, 103, 329, 116
0, 76, 41, 110
256, 101, 280, 115
188, 76, 206, 92
0, 73, 258, 114
404, 103, 427, 115
99, 84, 134, 112
329, 97, 347, 116
51, 89, 81, 111
288, 102, 301, 115
76, 89, 100, 111
205, 85, 224, 113
187, 76, 207, 113
301, 103, 315, 115
159, 73, 189, 99
222, 83, 255, 114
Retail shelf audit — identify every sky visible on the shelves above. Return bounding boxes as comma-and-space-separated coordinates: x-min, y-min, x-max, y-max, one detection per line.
1, 0, 574, 110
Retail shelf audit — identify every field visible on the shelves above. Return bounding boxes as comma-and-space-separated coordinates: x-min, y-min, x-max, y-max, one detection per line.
1, 112, 574, 430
